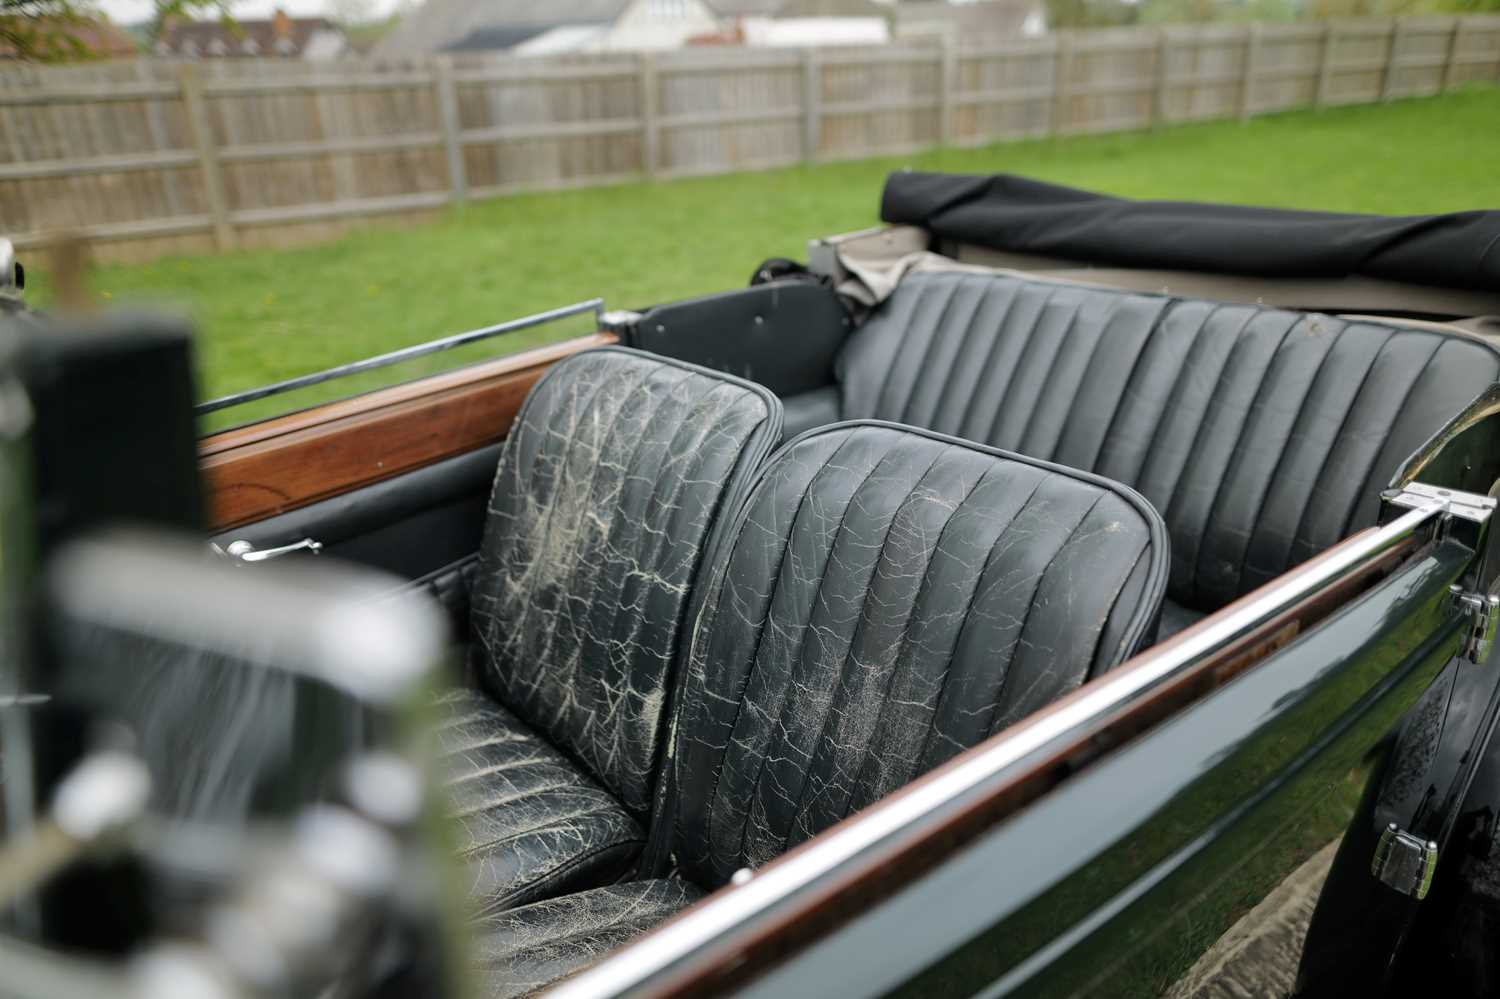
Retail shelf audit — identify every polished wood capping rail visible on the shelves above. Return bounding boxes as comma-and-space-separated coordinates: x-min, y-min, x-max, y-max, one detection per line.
199, 333, 616, 531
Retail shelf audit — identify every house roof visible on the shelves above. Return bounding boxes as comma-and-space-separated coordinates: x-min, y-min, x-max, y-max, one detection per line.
374, 0, 630, 56
0, 16, 138, 59
157, 14, 345, 58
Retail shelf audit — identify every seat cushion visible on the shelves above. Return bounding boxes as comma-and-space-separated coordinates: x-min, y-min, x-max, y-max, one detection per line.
434, 689, 645, 917
470, 346, 782, 818
835, 270, 1500, 611
473, 878, 703, 998
663, 421, 1167, 886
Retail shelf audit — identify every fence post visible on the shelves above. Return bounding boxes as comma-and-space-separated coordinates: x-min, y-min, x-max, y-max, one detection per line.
639, 53, 660, 179
802, 47, 820, 163
1380, 18, 1404, 101
1052, 32, 1073, 136
1152, 29, 1171, 128
1441, 16, 1465, 92
434, 57, 467, 204
177, 62, 234, 252
1238, 22, 1261, 121
1314, 21, 1338, 107
938, 33, 957, 147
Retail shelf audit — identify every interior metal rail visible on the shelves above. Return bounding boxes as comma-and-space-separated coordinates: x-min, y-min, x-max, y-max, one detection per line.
195, 297, 605, 416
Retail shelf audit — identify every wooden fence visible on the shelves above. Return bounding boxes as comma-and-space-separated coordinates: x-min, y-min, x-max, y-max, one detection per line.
2, 14, 1498, 262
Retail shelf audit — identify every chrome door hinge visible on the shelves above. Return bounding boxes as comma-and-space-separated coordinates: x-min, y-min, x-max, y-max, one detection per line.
1385, 482, 1497, 526
1450, 584, 1500, 664
1372, 823, 1439, 900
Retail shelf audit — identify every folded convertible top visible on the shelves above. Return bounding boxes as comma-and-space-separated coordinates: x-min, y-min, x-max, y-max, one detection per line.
880, 171, 1500, 294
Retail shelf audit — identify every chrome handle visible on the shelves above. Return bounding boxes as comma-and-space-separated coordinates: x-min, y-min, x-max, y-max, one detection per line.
221, 538, 323, 563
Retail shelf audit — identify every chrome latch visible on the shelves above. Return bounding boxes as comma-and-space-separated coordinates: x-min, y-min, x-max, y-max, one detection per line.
1372, 823, 1438, 900
1450, 584, 1500, 664
215, 538, 323, 563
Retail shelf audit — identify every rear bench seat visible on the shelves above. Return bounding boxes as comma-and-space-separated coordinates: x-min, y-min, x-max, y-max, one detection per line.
823, 270, 1500, 631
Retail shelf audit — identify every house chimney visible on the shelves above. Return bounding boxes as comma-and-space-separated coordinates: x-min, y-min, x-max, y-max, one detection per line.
271, 8, 292, 40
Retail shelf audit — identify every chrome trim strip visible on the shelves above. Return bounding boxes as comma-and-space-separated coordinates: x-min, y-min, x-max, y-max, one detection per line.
549, 499, 1447, 999
195, 297, 605, 415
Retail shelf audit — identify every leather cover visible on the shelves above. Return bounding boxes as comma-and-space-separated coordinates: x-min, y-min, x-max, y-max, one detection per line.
434, 689, 645, 917
472, 878, 702, 998
836, 270, 1500, 610
471, 346, 782, 817
663, 421, 1167, 885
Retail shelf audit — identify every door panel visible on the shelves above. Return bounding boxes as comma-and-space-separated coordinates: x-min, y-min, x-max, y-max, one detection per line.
199, 334, 614, 532
207, 443, 497, 582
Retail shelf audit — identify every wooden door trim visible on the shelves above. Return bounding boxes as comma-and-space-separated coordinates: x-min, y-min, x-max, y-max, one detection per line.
200, 333, 615, 531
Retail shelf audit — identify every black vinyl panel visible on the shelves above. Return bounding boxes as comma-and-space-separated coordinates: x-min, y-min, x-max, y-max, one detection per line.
632, 282, 852, 398
209, 444, 499, 582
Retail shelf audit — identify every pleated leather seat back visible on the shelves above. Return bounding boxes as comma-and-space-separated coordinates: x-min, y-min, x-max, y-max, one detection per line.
663, 422, 1167, 885
470, 347, 781, 817
836, 271, 1500, 612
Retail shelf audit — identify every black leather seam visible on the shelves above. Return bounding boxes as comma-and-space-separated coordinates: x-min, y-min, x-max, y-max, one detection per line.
1093, 544, 1154, 676
777, 419, 1171, 663
639, 396, 785, 876
1231, 317, 1359, 596
1156, 305, 1264, 608
1260, 315, 1374, 588
1130, 300, 1223, 497
961, 278, 1038, 442
725, 432, 938, 868
591, 376, 771, 815
872, 275, 938, 418
1338, 333, 1452, 538
457, 804, 639, 858
926, 275, 1000, 433
1015, 293, 1086, 458
1083, 295, 1173, 475
900, 275, 967, 426
1189, 310, 1306, 604
778, 440, 971, 843
912, 467, 1050, 763
482, 839, 646, 914
983, 281, 1066, 445
990, 490, 1110, 723
476, 354, 634, 697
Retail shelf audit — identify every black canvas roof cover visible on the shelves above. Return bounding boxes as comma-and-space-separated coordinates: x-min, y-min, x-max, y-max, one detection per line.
880, 171, 1500, 294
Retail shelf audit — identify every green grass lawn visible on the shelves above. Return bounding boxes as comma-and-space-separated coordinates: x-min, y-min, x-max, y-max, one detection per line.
26, 85, 1500, 428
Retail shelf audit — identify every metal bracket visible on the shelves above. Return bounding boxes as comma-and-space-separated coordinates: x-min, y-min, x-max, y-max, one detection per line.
1372, 823, 1438, 900
1384, 482, 1497, 525
1450, 584, 1500, 664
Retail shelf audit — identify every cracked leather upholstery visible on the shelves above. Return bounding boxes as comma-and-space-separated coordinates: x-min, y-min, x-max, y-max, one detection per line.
470, 346, 781, 817
664, 421, 1167, 886
455, 347, 781, 915
836, 271, 1500, 615
433, 689, 644, 916
473, 879, 704, 998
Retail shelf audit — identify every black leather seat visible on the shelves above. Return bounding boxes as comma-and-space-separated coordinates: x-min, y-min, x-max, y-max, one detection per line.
477, 421, 1168, 995
449, 347, 782, 916
831, 270, 1500, 629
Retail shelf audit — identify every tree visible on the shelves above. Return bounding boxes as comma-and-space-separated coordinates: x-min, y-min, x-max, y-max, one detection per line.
0, 0, 226, 62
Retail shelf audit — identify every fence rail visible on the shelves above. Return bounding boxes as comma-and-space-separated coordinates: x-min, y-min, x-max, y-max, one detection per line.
2, 14, 1498, 262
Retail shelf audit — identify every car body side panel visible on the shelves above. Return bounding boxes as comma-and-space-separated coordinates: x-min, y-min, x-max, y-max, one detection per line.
733, 541, 1468, 999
